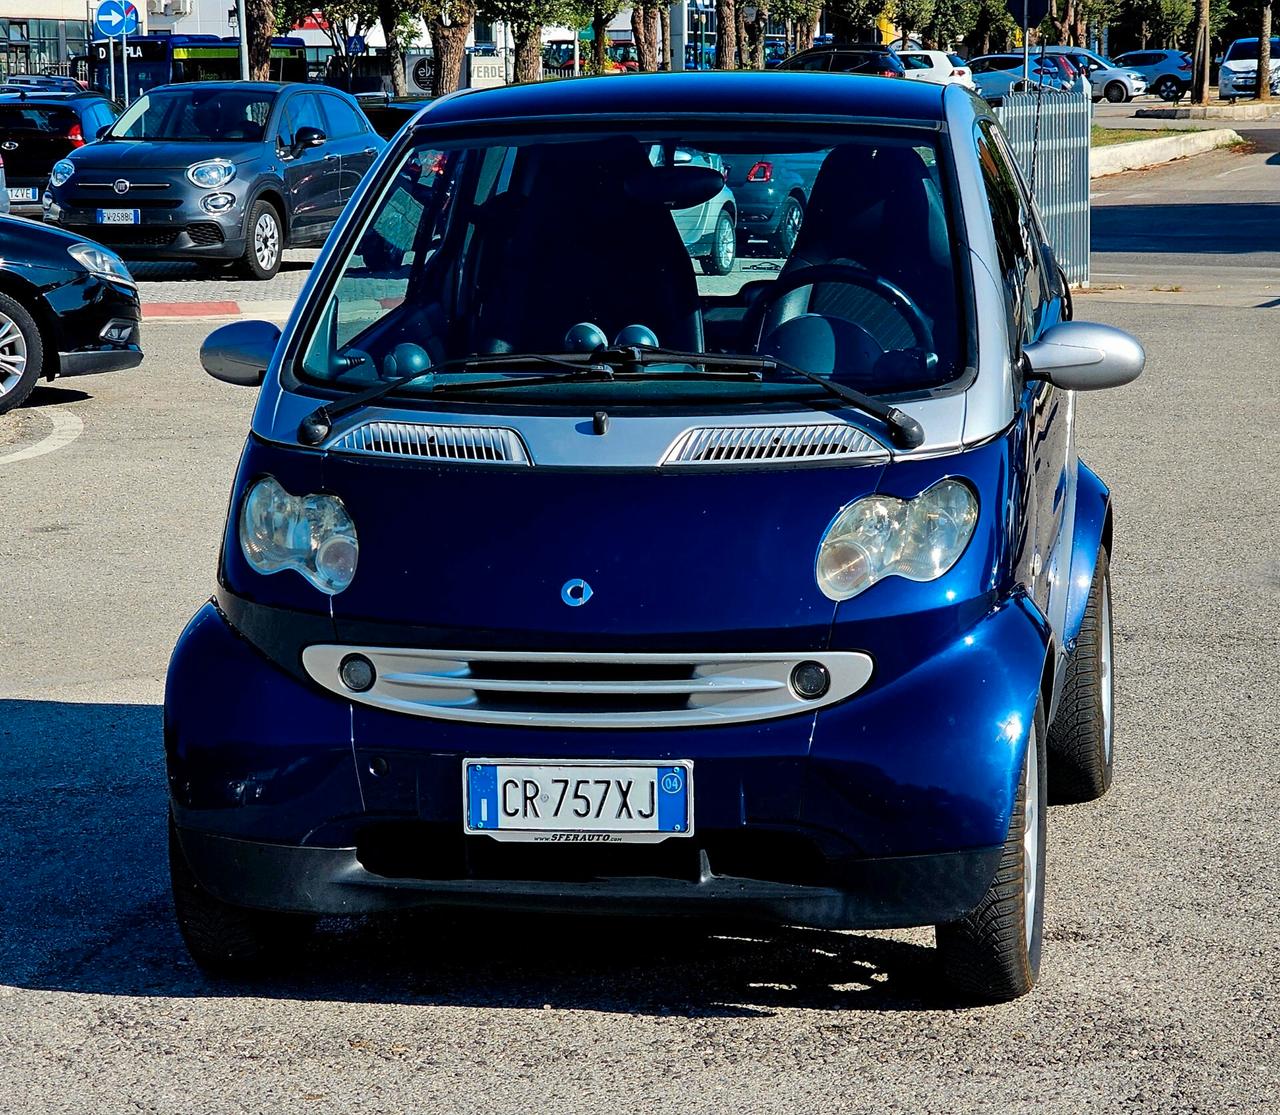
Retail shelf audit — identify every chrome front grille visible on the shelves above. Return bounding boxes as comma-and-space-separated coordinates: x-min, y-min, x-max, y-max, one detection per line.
301, 647, 874, 728
661, 423, 887, 466
330, 421, 531, 465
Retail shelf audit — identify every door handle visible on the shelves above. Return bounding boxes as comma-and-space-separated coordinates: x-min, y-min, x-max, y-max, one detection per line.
362, 148, 377, 157
323, 153, 339, 162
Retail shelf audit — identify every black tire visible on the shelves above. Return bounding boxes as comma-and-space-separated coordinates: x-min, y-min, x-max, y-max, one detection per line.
239, 199, 283, 281
0, 291, 45, 417
700, 208, 736, 276
169, 815, 315, 976
1155, 76, 1183, 101
1104, 81, 1127, 103
770, 196, 804, 257
936, 703, 1047, 1003
1047, 548, 1114, 803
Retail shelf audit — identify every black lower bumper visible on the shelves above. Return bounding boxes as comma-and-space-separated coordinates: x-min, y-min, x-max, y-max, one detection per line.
58, 346, 143, 377
175, 826, 1002, 931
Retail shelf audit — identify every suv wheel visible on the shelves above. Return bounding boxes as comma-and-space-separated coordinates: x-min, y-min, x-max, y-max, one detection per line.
0, 292, 44, 417
770, 196, 804, 257
1154, 76, 1182, 100
936, 703, 1047, 1002
241, 200, 283, 281
1104, 81, 1127, 102
701, 208, 736, 276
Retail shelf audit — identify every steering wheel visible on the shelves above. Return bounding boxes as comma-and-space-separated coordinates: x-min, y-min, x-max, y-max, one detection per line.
747, 262, 935, 355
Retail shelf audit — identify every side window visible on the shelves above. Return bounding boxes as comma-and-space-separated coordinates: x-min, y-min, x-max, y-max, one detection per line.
975, 120, 1045, 348
320, 95, 366, 140
789, 53, 831, 71
286, 93, 326, 140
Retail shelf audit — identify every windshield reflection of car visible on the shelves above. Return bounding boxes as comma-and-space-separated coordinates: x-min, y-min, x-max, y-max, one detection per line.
301, 128, 962, 408
108, 87, 275, 142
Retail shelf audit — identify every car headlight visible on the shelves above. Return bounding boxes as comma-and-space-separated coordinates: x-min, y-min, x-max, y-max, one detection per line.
815, 478, 978, 602
239, 476, 358, 595
50, 159, 75, 187
67, 242, 135, 287
186, 159, 236, 188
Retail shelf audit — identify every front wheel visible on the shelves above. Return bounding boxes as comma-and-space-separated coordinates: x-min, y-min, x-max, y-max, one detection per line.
240, 199, 283, 281
936, 704, 1047, 1002
1047, 548, 1115, 803
169, 815, 315, 976
1104, 81, 1127, 103
700, 209, 736, 276
0, 292, 43, 416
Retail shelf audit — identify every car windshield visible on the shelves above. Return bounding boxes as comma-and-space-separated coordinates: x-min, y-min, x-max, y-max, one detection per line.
297, 125, 966, 407
108, 86, 275, 142
1225, 38, 1280, 62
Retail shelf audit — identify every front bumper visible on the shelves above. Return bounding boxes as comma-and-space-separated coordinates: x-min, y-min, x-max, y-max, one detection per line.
165, 590, 1049, 930
41, 273, 142, 381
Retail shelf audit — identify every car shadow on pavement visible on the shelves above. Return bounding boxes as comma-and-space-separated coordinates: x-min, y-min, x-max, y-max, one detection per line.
1, 699, 956, 1016
129, 258, 315, 283
23, 385, 91, 408
1092, 202, 1280, 255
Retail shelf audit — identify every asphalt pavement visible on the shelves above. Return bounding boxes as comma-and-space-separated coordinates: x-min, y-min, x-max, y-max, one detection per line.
0, 150, 1277, 1113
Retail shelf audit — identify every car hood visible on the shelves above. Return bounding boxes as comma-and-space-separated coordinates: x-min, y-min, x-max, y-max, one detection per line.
69, 139, 263, 171
1221, 58, 1280, 73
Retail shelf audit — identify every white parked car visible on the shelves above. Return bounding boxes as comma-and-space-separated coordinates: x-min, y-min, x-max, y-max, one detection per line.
898, 50, 976, 89
1040, 47, 1148, 102
1217, 37, 1280, 101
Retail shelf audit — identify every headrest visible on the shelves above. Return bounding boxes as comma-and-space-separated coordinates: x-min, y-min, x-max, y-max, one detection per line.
624, 164, 725, 210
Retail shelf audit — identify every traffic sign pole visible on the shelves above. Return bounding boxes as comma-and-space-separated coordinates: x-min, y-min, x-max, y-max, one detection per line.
122, 29, 129, 105
108, 34, 116, 102
236, 0, 249, 80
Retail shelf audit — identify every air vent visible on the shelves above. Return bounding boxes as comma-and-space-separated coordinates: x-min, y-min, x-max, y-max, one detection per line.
661, 423, 887, 466
331, 421, 531, 465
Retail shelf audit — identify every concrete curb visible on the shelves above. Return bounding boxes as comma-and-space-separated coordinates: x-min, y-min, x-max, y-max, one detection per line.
1136, 102, 1280, 120
143, 299, 295, 322
1090, 128, 1243, 177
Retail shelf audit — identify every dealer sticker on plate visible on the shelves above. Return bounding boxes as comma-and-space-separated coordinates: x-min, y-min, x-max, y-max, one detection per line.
464, 759, 693, 843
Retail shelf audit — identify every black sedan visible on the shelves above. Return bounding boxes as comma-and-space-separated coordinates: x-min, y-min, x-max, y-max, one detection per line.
0, 216, 141, 416
0, 91, 119, 215
42, 81, 384, 279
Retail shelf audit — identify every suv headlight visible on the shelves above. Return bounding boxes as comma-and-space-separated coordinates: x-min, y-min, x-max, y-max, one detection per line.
815, 479, 978, 602
186, 158, 236, 188
50, 159, 75, 187
239, 476, 358, 595
67, 242, 135, 287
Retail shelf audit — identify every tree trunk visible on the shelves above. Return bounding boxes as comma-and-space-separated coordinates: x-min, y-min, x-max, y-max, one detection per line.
246, 0, 273, 81
660, 5, 671, 70
592, 8, 609, 72
1191, 0, 1210, 103
633, 4, 658, 71
377, 0, 407, 95
795, 14, 817, 53
715, 0, 736, 68
741, 3, 768, 69
430, 6, 474, 96
513, 23, 543, 83
1258, 3, 1273, 100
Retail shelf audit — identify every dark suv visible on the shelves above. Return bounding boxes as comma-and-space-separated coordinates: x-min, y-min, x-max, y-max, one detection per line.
0, 91, 118, 215
42, 81, 383, 279
776, 43, 906, 78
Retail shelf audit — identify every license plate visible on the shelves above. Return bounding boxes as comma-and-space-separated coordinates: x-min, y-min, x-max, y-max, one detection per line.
464, 760, 693, 844
97, 208, 139, 224
7, 187, 36, 202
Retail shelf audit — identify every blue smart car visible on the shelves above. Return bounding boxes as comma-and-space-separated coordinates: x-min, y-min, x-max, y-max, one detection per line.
168, 73, 1143, 1002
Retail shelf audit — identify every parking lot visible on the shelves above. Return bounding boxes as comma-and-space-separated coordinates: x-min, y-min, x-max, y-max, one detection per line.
1, 132, 1278, 1111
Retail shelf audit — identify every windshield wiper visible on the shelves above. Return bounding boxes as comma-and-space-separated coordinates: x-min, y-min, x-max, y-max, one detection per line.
599, 345, 925, 449
297, 345, 922, 450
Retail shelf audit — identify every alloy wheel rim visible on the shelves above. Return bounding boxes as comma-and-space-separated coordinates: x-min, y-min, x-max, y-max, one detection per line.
1023, 725, 1040, 950
0, 311, 29, 396
784, 203, 802, 249
1100, 584, 1114, 763
716, 216, 734, 270
254, 212, 280, 270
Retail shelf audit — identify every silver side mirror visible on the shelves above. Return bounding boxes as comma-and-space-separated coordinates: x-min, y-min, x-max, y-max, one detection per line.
1023, 321, 1145, 390
200, 320, 281, 387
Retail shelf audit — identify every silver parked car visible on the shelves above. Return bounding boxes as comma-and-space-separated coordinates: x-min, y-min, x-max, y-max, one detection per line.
1041, 47, 1148, 102
658, 146, 738, 276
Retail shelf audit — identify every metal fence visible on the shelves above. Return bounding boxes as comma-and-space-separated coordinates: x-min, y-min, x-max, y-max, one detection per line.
996, 92, 1092, 287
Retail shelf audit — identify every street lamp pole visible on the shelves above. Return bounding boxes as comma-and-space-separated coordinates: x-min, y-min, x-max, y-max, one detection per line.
236, 0, 249, 80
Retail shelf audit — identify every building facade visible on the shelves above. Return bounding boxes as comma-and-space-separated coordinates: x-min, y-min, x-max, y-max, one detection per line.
0, 0, 109, 76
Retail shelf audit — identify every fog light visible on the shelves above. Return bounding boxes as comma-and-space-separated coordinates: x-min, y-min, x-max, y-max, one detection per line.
340, 654, 376, 692
99, 319, 134, 344
200, 192, 235, 214
790, 661, 830, 700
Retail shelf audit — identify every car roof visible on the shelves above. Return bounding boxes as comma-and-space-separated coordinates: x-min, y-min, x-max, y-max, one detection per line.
0, 90, 105, 101
145, 80, 297, 94
418, 71, 949, 128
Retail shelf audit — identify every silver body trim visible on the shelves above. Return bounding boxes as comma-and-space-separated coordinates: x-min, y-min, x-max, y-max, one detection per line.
302, 646, 875, 728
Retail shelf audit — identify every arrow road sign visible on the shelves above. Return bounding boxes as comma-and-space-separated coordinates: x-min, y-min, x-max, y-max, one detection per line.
95, 1, 139, 38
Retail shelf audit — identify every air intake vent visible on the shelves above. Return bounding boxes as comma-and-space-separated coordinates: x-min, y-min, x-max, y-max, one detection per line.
331, 421, 532, 465
661, 423, 887, 466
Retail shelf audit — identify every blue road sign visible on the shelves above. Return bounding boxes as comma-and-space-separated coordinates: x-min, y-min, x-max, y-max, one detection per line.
346, 34, 367, 56
95, 1, 139, 38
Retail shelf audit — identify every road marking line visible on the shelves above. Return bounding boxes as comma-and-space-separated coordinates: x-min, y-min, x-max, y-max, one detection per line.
0, 410, 84, 466
1215, 164, 1253, 177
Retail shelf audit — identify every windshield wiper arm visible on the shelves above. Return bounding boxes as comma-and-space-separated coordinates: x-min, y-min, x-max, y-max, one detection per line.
605, 345, 925, 449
